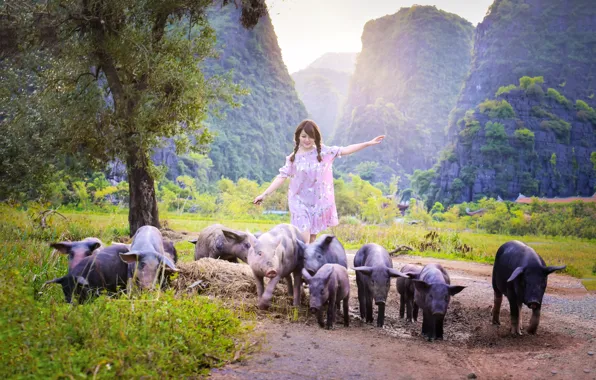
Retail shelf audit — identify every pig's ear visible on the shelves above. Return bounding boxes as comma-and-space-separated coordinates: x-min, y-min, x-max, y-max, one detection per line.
296, 240, 307, 260
301, 268, 312, 282
87, 241, 102, 252
324, 266, 335, 283
119, 252, 141, 264
50, 242, 72, 254
160, 256, 179, 273
222, 228, 246, 242
544, 265, 566, 275
413, 280, 430, 292
402, 271, 419, 279
353, 266, 373, 275
322, 235, 335, 246
45, 276, 66, 285
507, 266, 524, 283
387, 268, 409, 278
188, 238, 198, 245
448, 285, 466, 296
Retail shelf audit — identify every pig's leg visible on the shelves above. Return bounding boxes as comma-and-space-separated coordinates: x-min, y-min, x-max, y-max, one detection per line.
405, 295, 413, 323
413, 302, 419, 322
317, 309, 325, 327
527, 306, 541, 335
376, 302, 385, 328
365, 289, 374, 324
435, 315, 445, 340
508, 296, 523, 336
421, 309, 430, 339
258, 275, 282, 310
292, 271, 302, 307
399, 292, 405, 319
356, 274, 366, 319
327, 292, 337, 329
255, 275, 265, 298
427, 313, 436, 341
343, 296, 349, 327
492, 289, 503, 325
285, 275, 294, 296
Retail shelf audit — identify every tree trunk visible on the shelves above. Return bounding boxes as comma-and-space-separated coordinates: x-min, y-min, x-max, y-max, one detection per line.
127, 146, 160, 236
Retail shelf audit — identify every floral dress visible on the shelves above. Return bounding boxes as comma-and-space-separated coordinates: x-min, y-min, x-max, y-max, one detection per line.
277, 145, 343, 234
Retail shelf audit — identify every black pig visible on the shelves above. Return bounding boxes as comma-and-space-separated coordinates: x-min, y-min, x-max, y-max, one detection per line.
353, 243, 408, 327
492, 240, 566, 335
413, 263, 465, 341
302, 264, 350, 329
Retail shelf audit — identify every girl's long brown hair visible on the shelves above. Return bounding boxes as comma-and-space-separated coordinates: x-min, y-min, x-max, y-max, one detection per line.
290, 119, 322, 163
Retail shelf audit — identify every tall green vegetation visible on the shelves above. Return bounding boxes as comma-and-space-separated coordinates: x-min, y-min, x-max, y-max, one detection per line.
1, 0, 267, 235
0, 206, 254, 378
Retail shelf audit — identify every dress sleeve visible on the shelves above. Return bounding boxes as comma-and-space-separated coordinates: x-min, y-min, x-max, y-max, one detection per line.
277, 155, 294, 178
323, 145, 342, 162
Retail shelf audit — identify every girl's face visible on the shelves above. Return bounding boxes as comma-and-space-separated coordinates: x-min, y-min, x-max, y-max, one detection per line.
299, 131, 315, 150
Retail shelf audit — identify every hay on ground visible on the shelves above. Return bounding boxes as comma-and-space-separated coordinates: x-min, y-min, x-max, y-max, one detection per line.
173, 258, 290, 300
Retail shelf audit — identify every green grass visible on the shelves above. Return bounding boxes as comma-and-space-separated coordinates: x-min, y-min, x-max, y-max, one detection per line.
0, 205, 256, 378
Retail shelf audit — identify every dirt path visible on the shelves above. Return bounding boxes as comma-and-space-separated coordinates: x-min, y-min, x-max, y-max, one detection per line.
210, 255, 596, 380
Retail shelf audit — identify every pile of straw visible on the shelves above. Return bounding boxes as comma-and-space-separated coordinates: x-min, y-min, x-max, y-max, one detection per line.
172, 258, 290, 301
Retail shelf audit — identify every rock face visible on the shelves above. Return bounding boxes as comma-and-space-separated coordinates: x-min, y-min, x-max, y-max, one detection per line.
153, 5, 307, 182
333, 6, 475, 184
431, 0, 596, 204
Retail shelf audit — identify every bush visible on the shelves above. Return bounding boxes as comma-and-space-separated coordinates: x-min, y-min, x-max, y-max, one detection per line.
525, 83, 544, 99
546, 88, 571, 108
540, 119, 571, 143
495, 84, 517, 96
514, 128, 535, 148
478, 99, 515, 119
519, 76, 544, 89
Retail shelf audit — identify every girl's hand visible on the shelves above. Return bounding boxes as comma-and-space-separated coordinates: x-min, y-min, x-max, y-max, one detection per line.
253, 194, 265, 205
369, 135, 385, 145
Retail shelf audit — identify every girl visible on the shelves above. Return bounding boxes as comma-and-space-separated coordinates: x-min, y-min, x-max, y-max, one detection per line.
253, 119, 384, 243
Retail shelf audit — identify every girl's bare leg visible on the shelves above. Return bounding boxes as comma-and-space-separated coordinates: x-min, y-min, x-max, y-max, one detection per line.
300, 229, 310, 244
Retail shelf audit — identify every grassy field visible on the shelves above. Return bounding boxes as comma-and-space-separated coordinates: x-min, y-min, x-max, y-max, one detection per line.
1, 205, 595, 377
0, 206, 258, 378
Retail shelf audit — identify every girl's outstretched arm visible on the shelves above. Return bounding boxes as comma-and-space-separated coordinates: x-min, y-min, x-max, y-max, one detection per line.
340, 135, 385, 156
253, 176, 286, 205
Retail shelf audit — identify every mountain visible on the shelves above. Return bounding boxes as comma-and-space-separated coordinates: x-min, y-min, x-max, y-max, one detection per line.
306, 52, 358, 73
429, 0, 596, 205
333, 6, 475, 184
154, 5, 307, 182
291, 52, 356, 138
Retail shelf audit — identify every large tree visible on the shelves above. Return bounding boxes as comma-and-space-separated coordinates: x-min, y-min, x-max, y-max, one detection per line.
1, 0, 265, 234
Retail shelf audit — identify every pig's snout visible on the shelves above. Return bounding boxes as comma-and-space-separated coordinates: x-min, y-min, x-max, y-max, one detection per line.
528, 301, 540, 310
309, 307, 319, 314
265, 269, 277, 278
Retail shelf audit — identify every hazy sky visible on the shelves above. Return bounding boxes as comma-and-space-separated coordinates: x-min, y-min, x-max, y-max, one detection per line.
266, 0, 494, 73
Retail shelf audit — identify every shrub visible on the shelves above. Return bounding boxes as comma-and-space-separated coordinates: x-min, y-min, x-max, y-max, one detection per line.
514, 128, 535, 148
540, 119, 571, 143
519, 76, 544, 89
526, 83, 544, 99
478, 99, 515, 119
546, 88, 571, 108
495, 84, 517, 96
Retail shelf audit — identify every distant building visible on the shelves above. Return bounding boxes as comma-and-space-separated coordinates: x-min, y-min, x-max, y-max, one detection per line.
515, 193, 596, 204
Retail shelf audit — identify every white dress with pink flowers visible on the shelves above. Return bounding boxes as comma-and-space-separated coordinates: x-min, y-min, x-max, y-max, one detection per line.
277, 145, 343, 234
